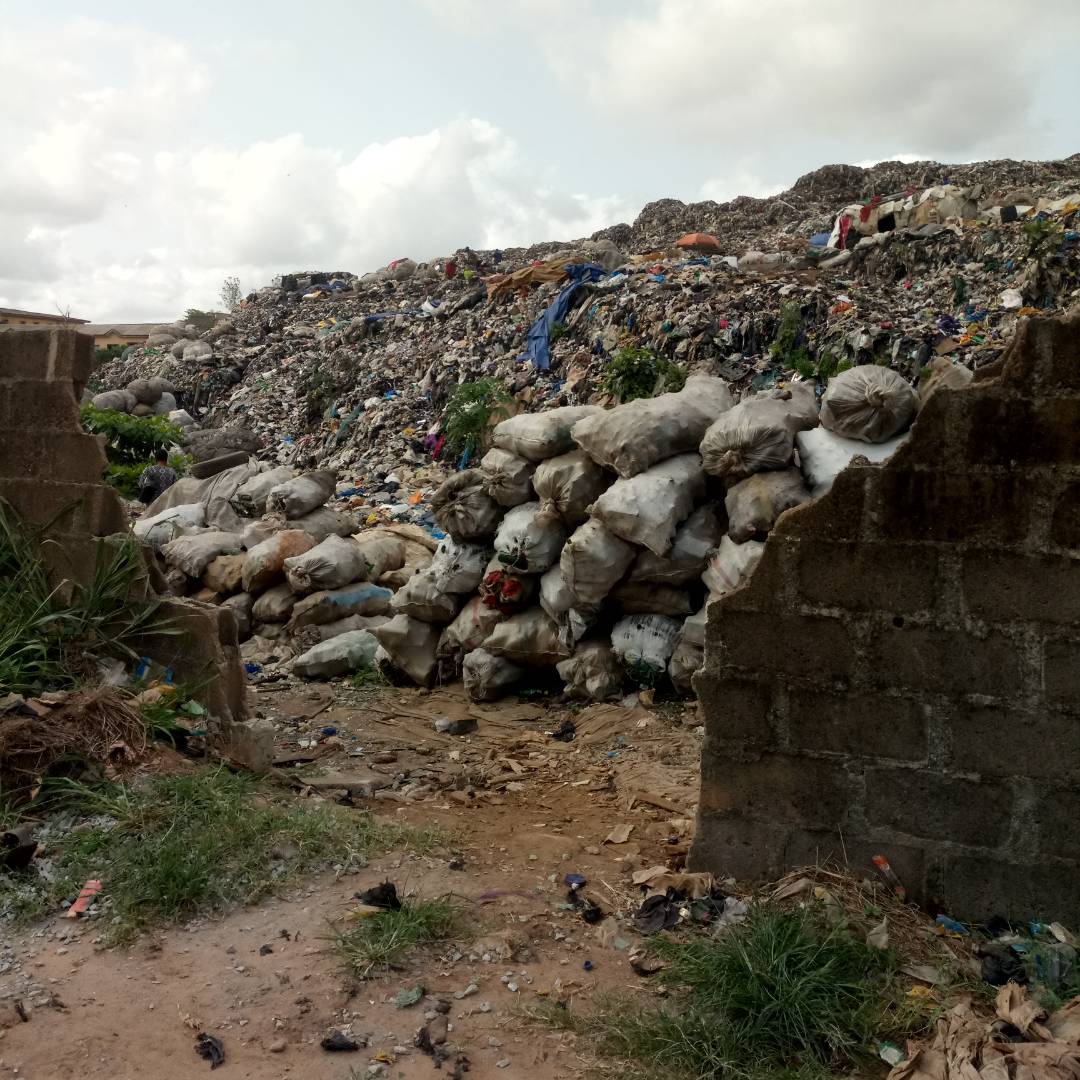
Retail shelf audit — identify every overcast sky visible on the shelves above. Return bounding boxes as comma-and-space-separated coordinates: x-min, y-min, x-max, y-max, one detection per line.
3, 0, 1078, 322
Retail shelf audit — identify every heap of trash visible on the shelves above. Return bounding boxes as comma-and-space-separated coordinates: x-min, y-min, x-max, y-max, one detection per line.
98, 152, 1079, 696
137, 355, 940, 700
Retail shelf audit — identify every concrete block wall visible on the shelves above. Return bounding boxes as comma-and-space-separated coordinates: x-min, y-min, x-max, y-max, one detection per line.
691, 311, 1080, 922
0, 330, 249, 727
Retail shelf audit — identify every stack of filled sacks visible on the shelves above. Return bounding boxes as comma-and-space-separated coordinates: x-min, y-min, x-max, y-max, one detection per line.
133, 459, 434, 677
374, 365, 919, 702
372, 377, 728, 699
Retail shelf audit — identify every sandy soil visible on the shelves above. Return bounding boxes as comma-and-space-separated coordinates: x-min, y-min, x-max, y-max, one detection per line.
0, 684, 704, 1080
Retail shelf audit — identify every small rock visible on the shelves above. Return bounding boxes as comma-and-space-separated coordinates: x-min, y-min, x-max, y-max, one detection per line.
268, 1038, 287, 1053
497, 1059, 511, 1068
434, 716, 478, 737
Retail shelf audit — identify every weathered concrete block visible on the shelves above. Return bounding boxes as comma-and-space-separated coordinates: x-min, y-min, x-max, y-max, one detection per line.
963, 551, 1080, 625
710, 611, 856, 684
0, 328, 92, 389
0, 378, 81, 428
698, 753, 854, 828
695, 676, 775, 750
796, 540, 939, 615
0, 430, 107, 484
867, 469, 1034, 547
865, 767, 1013, 848
788, 692, 927, 762
867, 626, 1022, 698
1044, 638, 1080, 703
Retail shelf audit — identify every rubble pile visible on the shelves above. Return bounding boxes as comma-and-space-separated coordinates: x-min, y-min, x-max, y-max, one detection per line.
99, 153, 1080, 698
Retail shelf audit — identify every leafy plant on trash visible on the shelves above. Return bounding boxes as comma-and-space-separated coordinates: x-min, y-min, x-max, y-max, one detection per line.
600, 346, 686, 404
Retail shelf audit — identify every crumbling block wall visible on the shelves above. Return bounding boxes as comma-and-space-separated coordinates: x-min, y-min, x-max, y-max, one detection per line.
691, 311, 1080, 922
0, 330, 249, 727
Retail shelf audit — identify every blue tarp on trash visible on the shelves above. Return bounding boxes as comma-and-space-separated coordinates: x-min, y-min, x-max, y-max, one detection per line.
519, 263, 608, 371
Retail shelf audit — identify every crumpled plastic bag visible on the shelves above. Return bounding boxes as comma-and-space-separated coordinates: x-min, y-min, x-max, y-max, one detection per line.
134, 503, 206, 549
796, 425, 910, 497
243, 529, 317, 592
611, 614, 682, 682
427, 538, 491, 594
572, 376, 734, 478
431, 470, 503, 541
700, 383, 819, 481
438, 596, 505, 662
702, 536, 765, 595
819, 366, 918, 443
162, 530, 244, 578
725, 469, 811, 542
293, 630, 378, 679
230, 466, 296, 516
588, 454, 705, 556
390, 570, 461, 623
289, 582, 393, 628
252, 583, 296, 623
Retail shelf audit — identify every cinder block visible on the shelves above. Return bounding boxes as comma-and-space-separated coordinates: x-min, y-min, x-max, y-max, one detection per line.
696, 676, 775, 750
698, 753, 854, 828
0, 430, 107, 483
796, 540, 939, 615
0, 329, 92, 386
1026, 311, 1080, 392
0, 378, 80, 428
865, 766, 1013, 847
712, 611, 856, 684
866, 469, 1034, 547
0, 478, 128, 536
688, 815, 791, 882
774, 467, 867, 542
1034, 785, 1080, 860
947, 705, 1080, 784
930, 853, 1080, 923
1050, 482, 1080, 550
957, 392, 1080, 468
1043, 638, 1080, 703
789, 692, 927, 762
963, 551, 1080, 625
867, 625, 1022, 698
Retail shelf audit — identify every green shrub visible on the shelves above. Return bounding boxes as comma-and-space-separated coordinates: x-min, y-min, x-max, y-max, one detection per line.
443, 378, 513, 460
80, 405, 186, 496
600, 346, 685, 403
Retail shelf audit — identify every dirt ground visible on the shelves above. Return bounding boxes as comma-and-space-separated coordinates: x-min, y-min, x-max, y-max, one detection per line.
0, 682, 705, 1080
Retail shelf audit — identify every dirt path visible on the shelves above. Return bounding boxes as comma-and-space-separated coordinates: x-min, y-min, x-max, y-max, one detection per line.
0, 685, 703, 1079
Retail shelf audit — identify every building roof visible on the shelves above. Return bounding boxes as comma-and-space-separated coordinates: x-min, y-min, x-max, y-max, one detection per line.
79, 323, 161, 337
0, 307, 89, 324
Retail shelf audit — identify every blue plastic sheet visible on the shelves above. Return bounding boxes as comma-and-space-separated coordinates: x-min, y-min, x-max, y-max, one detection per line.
519, 263, 607, 371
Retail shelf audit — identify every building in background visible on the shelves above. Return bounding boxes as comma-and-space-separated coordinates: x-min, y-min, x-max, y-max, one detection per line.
0, 307, 89, 329
78, 323, 162, 349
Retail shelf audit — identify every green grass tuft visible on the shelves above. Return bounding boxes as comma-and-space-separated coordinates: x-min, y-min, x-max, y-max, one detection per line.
0, 769, 437, 943
600, 346, 685, 403
336, 897, 464, 979
443, 378, 513, 460
548, 904, 910, 1080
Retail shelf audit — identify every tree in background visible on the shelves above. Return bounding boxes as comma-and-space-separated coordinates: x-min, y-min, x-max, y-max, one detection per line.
184, 308, 228, 332
219, 277, 242, 313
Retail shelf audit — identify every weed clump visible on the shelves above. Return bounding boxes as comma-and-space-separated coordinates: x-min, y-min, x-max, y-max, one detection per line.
600, 346, 685, 403
336, 897, 464, 978
555, 905, 905, 1080
443, 378, 513, 460
0, 769, 438, 941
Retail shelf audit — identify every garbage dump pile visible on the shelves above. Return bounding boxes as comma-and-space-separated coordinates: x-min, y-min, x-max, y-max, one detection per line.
137, 361, 935, 700
96, 153, 1080, 699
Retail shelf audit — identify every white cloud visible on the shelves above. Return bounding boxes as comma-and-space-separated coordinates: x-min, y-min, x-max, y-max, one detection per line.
0, 18, 631, 322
